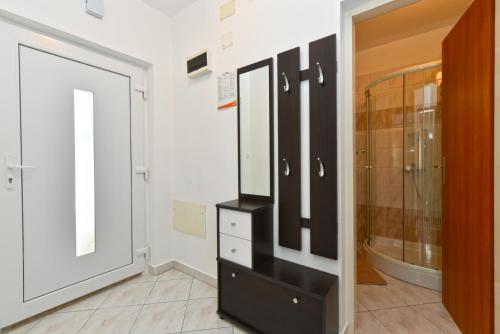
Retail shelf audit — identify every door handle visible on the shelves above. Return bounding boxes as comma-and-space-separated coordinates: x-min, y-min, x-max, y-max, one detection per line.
7, 163, 36, 170
282, 158, 290, 176
5, 154, 35, 170
4, 153, 35, 190
316, 62, 325, 85
282, 72, 290, 93
435, 156, 446, 184
317, 157, 325, 178
5, 154, 36, 171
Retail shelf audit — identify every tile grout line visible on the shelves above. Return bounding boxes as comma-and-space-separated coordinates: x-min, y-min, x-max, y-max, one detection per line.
368, 306, 447, 334
363, 300, 443, 312
23, 317, 45, 334
180, 278, 195, 333
75, 307, 100, 334
76, 287, 113, 334
21, 270, 231, 334
366, 310, 393, 333
380, 285, 409, 307
127, 276, 159, 334
410, 304, 451, 334
28, 285, 116, 334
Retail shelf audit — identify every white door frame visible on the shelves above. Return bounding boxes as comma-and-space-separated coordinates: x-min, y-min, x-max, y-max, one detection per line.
0, 18, 150, 328
339, 0, 418, 332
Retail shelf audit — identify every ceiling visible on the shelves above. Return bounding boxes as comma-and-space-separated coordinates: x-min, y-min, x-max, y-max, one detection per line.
356, 0, 473, 51
141, 0, 199, 17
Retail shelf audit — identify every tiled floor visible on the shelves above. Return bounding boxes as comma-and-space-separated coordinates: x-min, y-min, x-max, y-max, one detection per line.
356, 269, 462, 333
1, 269, 251, 334
2, 267, 462, 334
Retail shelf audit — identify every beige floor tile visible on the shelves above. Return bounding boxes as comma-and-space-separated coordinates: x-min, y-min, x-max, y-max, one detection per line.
100, 282, 155, 308
54, 288, 111, 313
385, 279, 441, 306
0, 317, 43, 334
158, 269, 191, 281
146, 279, 192, 304
356, 312, 390, 334
374, 269, 399, 283
189, 279, 217, 300
125, 270, 159, 284
181, 298, 230, 332
372, 306, 445, 333
232, 326, 253, 334
79, 306, 141, 334
130, 301, 187, 334
181, 328, 233, 334
28, 311, 93, 334
356, 301, 367, 312
182, 327, 233, 334
412, 304, 461, 334
357, 285, 406, 311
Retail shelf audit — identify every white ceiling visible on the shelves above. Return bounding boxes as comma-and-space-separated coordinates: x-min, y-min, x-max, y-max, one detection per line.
141, 0, 199, 17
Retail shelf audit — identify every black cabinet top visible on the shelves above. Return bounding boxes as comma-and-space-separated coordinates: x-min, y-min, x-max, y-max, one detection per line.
216, 199, 272, 213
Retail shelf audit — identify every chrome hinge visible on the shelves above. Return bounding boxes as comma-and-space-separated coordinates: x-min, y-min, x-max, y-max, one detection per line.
135, 166, 149, 180
135, 86, 148, 100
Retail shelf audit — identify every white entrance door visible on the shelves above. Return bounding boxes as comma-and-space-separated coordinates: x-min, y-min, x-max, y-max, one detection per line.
0, 21, 147, 328
20, 45, 133, 301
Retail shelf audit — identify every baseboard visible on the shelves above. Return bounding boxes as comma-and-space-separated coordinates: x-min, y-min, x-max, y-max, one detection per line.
148, 259, 217, 288
148, 260, 174, 276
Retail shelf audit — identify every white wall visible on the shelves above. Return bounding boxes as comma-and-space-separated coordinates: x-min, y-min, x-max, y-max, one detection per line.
170, 0, 341, 279
0, 0, 175, 266
356, 25, 452, 75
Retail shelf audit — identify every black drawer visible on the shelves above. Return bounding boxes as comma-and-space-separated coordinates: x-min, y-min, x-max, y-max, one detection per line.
220, 262, 323, 334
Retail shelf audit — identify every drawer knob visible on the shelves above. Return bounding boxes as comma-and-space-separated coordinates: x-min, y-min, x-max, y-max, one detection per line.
230, 222, 236, 227
293, 297, 299, 304
231, 248, 237, 253
231, 272, 237, 278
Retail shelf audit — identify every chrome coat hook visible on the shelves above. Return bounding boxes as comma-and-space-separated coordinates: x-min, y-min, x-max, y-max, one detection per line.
282, 158, 290, 176
282, 72, 290, 93
316, 62, 324, 85
317, 157, 325, 178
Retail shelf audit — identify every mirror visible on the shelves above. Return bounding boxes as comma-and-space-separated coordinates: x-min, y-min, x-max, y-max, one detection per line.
237, 58, 274, 201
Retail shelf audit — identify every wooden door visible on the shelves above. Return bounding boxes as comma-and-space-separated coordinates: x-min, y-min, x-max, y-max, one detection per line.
442, 0, 494, 332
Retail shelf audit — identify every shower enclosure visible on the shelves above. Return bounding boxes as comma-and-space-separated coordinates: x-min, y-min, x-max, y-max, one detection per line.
362, 62, 443, 290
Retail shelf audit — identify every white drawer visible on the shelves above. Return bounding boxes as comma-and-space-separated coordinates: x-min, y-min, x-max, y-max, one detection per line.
219, 233, 252, 268
219, 209, 252, 241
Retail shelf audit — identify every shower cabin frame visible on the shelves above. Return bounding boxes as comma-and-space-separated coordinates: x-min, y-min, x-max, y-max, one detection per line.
363, 61, 443, 291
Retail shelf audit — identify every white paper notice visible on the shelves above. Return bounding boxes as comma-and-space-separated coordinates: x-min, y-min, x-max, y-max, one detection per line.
217, 72, 237, 110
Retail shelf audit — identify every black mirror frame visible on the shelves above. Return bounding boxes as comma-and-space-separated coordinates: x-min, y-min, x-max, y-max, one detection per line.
237, 58, 274, 203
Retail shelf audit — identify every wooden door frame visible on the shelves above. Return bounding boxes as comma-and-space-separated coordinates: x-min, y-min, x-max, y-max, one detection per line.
342, 0, 496, 332
340, 0, 420, 332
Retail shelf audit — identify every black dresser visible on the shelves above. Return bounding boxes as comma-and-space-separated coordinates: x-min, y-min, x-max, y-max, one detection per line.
216, 199, 339, 334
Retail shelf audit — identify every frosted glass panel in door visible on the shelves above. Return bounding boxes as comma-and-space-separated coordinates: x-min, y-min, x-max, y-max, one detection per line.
20, 46, 133, 301
74, 89, 96, 257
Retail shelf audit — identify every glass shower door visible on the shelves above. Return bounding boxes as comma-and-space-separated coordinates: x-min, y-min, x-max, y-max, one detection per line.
403, 67, 442, 270
366, 81, 404, 262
